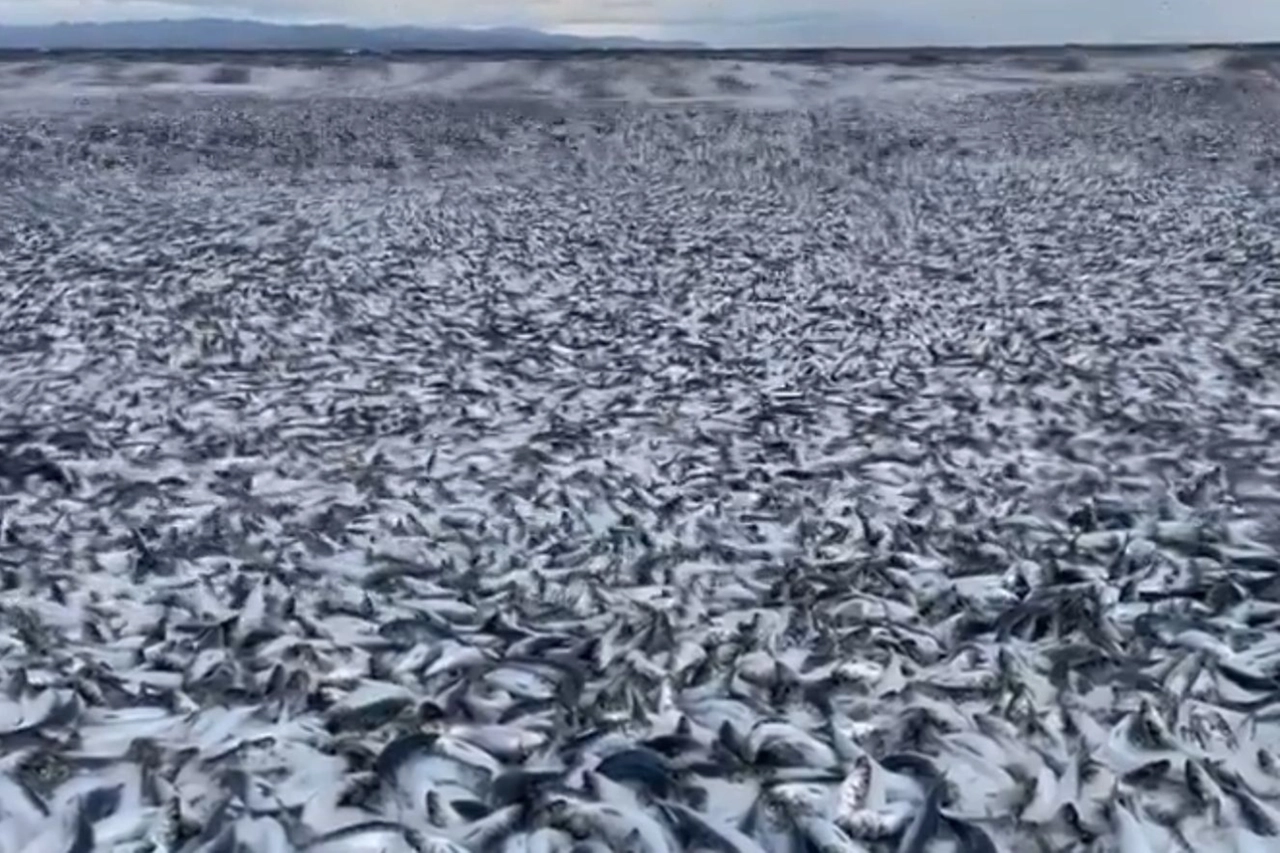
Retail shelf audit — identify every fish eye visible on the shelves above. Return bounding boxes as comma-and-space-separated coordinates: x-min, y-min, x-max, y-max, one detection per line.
567, 814, 593, 838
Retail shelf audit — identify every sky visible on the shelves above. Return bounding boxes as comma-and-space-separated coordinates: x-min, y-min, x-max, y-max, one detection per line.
2, 0, 1279, 47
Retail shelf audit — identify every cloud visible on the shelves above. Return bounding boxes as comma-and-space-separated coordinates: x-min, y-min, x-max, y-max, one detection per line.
0, 0, 539, 27
1, 0, 1278, 45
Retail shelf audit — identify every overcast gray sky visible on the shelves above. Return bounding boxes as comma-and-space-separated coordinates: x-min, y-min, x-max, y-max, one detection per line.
2, 0, 1277, 46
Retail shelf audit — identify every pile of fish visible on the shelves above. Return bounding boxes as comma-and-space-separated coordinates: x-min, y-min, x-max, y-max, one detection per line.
1, 69, 1280, 852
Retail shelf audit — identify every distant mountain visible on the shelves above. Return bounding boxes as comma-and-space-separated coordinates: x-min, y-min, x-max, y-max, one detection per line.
0, 18, 704, 51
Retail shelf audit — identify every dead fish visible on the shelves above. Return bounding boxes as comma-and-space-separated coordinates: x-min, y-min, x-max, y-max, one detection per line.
896, 782, 943, 853
302, 820, 438, 852
543, 796, 678, 853
656, 801, 767, 853
595, 748, 676, 798
835, 755, 874, 824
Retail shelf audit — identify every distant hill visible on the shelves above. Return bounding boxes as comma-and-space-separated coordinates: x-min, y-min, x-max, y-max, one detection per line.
0, 18, 704, 51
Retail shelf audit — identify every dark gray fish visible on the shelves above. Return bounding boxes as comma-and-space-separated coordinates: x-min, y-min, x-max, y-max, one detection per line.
375, 733, 441, 781
0, 446, 72, 491
490, 769, 563, 807
80, 784, 123, 823
896, 782, 944, 853
1122, 759, 1172, 788
301, 820, 424, 850
595, 748, 676, 798
943, 816, 999, 853
449, 798, 492, 821
879, 753, 943, 784
64, 806, 94, 853
657, 802, 767, 853
325, 694, 414, 733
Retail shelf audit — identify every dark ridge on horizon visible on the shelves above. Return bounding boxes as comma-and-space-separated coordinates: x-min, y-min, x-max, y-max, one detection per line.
0, 41, 1278, 66
0, 18, 703, 51
3, 18, 1279, 57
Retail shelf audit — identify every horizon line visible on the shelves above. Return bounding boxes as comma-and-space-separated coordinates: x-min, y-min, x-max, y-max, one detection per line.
1, 18, 1278, 53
